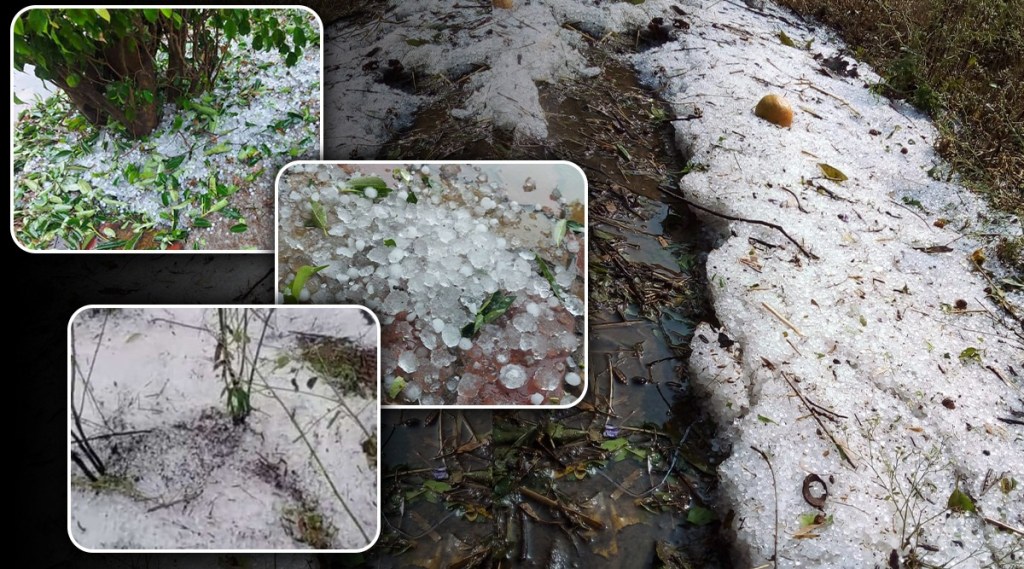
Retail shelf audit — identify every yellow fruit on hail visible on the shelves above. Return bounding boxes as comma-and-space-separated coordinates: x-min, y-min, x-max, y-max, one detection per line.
755, 94, 794, 127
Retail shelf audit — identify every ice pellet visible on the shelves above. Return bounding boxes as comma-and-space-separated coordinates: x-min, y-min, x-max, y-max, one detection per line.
499, 364, 527, 389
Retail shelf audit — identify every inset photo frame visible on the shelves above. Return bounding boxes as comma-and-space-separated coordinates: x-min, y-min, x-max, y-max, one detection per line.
276, 161, 588, 408
12, 6, 323, 252
68, 305, 380, 552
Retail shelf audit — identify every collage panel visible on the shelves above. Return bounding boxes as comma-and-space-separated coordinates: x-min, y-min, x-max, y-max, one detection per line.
7, 0, 1015, 566
12, 7, 323, 252
68, 305, 380, 551
277, 161, 588, 407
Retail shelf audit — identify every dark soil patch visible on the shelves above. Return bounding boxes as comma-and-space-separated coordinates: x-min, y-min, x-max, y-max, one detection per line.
369, 41, 731, 568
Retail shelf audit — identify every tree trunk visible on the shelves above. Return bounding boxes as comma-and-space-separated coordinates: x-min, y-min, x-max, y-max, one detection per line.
103, 30, 162, 138
164, 11, 220, 102
54, 16, 164, 139
56, 65, 109, 127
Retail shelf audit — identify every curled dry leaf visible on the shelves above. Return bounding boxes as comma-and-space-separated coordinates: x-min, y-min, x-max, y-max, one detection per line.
817, 163, 848, 182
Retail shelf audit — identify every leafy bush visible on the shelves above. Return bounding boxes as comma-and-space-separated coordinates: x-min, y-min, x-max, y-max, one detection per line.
13, 8, 310, 137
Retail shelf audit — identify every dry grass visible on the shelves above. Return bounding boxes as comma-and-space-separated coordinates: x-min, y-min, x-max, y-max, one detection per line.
777, 0, 1023, 217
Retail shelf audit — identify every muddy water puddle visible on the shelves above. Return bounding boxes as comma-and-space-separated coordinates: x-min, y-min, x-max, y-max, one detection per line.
366, 51, 729, 568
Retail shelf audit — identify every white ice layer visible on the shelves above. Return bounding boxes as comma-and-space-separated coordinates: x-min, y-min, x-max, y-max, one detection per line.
319, 0, 1020, 557
629, 1, 1022, 566
68, 308, 378, 550
324, 0, 677, 158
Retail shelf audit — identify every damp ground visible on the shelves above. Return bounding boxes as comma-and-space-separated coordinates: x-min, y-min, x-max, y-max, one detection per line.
360, 36, 733, 567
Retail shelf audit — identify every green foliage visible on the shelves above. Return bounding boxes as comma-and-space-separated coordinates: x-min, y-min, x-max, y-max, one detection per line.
225, 385, 252, 421
388, 376, 406, 400
461, 290, 517, 338
345, 176, 393, 200
946, 487, 976, 513
285, 264, 329, 303
308, 199, 329, 235
535, 254, 563, 300
686, 505, 716, 526
958, 347, 982, 364
13, 8, 310, 137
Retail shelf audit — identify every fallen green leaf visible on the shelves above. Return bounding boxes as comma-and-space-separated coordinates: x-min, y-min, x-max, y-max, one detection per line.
205, 143, 232, 155
288, 264, 329, 302
947, 487, 976, 513
165, 154, 186, 171
481, 291, 516, 326
554, 219, 568, 245
600, 438, 629, 452
192, 103, 219, 117
207, 198, 229, 214
958, 347, 982, 364
798, 513, 818, 526
393, 168, 413, 183
536, 255, 563, 299
388, 376, 406, 400
422, 480, 451, 493
687, 506, 715, 526
349, 176, 389, 192
310, 199, 328, 235
462, 290, 517, 338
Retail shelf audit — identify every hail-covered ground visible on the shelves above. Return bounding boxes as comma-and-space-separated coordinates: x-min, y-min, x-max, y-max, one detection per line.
12, 9, 321, 251
69, 307, 378, 550
324, 0, 1022, 565
323, 0, 666, 159
277, 163, 586, 406
634, 2, 1022, 567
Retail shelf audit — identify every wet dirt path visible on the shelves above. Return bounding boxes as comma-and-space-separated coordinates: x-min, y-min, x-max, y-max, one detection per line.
368, 47, 732, 568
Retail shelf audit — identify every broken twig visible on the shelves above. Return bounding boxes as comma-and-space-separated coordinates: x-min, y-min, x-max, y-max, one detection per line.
520, 486, 605, 531
778, 368, 857, 468
751, 446, 779, 566
659, 185, 819, 260
762, 302, 806, 337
